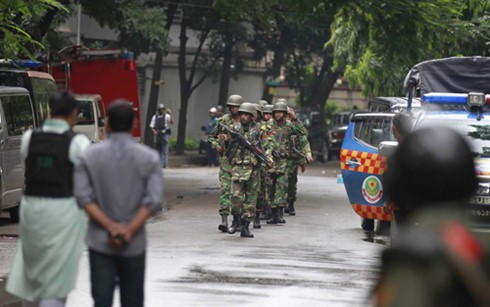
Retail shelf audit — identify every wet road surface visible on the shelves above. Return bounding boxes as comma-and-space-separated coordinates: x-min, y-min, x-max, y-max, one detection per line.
0, 163, 387, 306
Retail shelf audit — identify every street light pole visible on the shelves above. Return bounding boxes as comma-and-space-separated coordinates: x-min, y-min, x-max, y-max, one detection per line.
76, 2, 81, 45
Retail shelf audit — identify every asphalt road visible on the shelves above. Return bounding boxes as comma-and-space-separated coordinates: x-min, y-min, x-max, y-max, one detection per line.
0, 162, 387, 307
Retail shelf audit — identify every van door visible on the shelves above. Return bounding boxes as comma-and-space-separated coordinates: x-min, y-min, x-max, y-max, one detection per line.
0, 94, 34, 209
340, 113, 395, 222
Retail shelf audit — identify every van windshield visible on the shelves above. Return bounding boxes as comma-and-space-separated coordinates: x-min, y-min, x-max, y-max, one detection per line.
31, 77, 57, 123
420, 117, 490, 158
76, 100, 95, 125
332, 113, 350, 126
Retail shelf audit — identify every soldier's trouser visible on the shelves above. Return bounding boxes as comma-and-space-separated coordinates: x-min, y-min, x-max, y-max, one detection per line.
256, 169, 268, 213
287, 165, 299, 204
218, 161, 232, 216
230, 168, 260, 222
268, 172, 288, 209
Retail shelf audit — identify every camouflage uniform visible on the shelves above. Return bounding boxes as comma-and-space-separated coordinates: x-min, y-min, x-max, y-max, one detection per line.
208, 114, 238, 216
267, 117, 297, 224
227, 102, 272, 238
287, 119, 312, 214
255, 118, 273, 224
228, 122, 263, 222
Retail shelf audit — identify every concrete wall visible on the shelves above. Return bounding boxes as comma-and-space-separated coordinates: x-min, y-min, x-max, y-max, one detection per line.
139, 57, 265, 141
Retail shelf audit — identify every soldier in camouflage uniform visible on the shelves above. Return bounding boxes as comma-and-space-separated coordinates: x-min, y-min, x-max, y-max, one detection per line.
257, 104, 274, 222
226, 102, 272, 238
286, 106, 313, 215
252, 102, 273, 228
266, 101, 299, 224
208, 94, 243, 232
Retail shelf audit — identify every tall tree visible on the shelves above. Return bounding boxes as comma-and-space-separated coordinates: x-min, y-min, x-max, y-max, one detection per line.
74, 0, 174, 145
143, 3, 177, 146
175, 0, 221, 155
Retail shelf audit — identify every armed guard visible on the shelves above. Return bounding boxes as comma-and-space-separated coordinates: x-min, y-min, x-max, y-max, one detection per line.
253, 101, 273, 228
208, 94, 243, 232
266, 101, 299, 224
225, 102, 272, 238
286, 106, 313, 215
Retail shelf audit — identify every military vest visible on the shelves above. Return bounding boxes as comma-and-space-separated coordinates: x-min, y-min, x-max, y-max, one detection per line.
24, 130, 75, 197
230, 122, 261, 166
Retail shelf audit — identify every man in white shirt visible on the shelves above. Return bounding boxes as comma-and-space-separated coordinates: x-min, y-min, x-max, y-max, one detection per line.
149, 104, 173, 168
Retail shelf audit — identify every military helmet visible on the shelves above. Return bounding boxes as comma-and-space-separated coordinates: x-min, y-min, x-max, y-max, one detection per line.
272, 101, 288, 112
258, 100, 268, 107
157, 103, 165, 110
226, 94, 244, 106
385, 126, 477, 212
254, 103, 263, 115
276, 98, 287, 104
239, 102, 256, 117
263, 104, 273, 114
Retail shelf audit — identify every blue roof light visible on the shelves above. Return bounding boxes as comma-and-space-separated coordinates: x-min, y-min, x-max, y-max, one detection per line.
0, 59, 42, 69
13, 60, 42, 69
423, 92, 468, 104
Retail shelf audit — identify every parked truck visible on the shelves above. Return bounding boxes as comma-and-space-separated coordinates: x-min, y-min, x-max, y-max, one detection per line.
48, 47, 142, 140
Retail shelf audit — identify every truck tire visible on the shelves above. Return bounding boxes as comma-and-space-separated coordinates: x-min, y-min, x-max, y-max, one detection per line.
9, 205, 19, 223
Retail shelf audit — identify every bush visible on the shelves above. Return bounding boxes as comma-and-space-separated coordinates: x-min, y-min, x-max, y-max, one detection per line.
169, 137, 200, 151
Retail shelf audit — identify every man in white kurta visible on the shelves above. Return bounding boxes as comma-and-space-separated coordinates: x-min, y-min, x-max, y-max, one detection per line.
6, 92, 90, 307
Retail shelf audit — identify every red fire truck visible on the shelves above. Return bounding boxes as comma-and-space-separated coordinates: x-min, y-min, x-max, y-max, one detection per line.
48, 47, 142, 139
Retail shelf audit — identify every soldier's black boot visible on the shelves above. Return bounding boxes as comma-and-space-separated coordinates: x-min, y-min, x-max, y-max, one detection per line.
288, 202, 296, 216
284, 206, 289, 213
266, 208, 278, 224
253, 214, 261, 229
228, 215, 240, 234
218, 215, 228, 233
237, 217, 243, 232
277, 207, 286, 224
240, 221, 254, 238
261, 205, 272, 220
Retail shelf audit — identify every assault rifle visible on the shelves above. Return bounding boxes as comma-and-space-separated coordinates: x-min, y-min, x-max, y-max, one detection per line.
292, 147, 308, 161
219, 123, 273, 168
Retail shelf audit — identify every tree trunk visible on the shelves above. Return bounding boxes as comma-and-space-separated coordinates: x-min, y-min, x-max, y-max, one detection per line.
262, 17, 288, 103
143, 3, 178, 146
310, 46, 340, 110
144, 49, 163, 146
175, 18, 189, 155
217, 34, 233, 107
310, 70, 341, 109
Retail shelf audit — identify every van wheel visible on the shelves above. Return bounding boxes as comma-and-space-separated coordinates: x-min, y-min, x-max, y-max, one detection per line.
9, 205, 19, 223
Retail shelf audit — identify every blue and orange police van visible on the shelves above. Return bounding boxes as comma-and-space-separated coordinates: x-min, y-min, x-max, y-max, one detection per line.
341, 56, 490, 233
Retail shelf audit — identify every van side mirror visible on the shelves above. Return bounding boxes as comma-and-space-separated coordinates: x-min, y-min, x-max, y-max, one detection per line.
98, 117, 105, 127
378, 141, 398, 157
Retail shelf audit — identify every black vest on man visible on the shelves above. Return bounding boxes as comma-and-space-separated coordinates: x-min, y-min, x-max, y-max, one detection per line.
155, 114, 166, 132
24, 130, 75, 197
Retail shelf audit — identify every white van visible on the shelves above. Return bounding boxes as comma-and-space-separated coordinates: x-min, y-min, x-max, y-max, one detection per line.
74, 94, 106, 143
0, 86, 36, 222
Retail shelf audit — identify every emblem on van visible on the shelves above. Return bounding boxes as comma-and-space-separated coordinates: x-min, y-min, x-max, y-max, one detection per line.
362, 176, 383, 204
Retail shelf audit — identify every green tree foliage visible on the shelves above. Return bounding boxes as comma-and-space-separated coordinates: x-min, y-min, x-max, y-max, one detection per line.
328, 0, 490, 97
0, 0, 64, 58
80, 0, 167, 53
